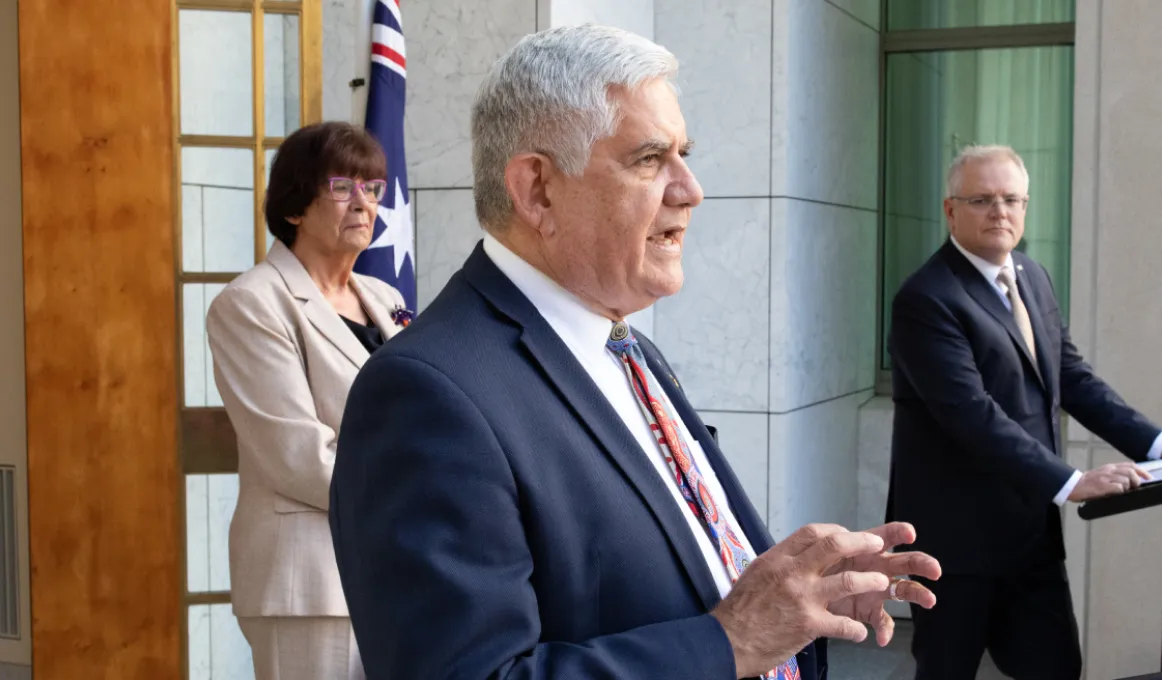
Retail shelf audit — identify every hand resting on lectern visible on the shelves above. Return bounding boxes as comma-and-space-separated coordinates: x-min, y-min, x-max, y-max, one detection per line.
1068, 462, 1153, 502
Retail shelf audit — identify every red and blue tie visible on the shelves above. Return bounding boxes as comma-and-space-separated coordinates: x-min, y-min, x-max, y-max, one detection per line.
607, 321, 800, 680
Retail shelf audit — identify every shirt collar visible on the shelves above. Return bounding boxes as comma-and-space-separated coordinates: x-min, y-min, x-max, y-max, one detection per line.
950, 235, 1015, 286
481, 232, 616, 356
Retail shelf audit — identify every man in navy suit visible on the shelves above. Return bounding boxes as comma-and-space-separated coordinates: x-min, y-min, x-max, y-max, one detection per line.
887, 144, 1160, 680
331, 24, 941, 680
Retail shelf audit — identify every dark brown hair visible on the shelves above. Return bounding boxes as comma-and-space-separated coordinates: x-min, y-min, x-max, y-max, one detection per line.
265, 121, 387, 247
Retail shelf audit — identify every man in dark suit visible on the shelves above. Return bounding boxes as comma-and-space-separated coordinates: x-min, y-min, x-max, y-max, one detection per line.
887, 144, 1161, 680
331, 24, 941, 680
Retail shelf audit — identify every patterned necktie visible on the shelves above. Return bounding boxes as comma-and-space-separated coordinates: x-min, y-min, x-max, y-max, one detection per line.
606, 321, 800, 680
996, 266, 1037, 363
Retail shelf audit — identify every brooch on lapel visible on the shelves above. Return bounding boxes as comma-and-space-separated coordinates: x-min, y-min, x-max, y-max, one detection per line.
390, 306, 415, 327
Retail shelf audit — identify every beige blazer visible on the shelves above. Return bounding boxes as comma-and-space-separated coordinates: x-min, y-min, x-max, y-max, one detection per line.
206, 240, 407, 617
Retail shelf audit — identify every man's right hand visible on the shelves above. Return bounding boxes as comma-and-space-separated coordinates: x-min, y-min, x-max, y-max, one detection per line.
1068, 462, 1152, 502
708, 524, 890, 679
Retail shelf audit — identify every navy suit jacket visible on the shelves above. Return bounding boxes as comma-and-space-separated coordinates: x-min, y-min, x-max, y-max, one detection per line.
887, 240, 1160, 574
330, 243, 826, 680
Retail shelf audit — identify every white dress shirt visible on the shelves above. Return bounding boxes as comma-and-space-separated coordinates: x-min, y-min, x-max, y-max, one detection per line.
950, 237, 1162, 505
483, 233, 757, 598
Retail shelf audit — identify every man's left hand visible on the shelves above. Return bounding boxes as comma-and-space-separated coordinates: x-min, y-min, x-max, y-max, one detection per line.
824, 522, 941, 646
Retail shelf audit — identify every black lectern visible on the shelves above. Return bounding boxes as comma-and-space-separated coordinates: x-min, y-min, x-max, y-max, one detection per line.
1080, 482, 1162, 679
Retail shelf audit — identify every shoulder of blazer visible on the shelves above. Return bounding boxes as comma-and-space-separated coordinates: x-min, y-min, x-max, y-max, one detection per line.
895, 249, 956, 309
220, 258, 289, 300
207, 261, 301, 341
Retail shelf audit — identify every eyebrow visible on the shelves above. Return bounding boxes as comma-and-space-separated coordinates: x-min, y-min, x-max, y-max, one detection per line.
628, 138, 696, 157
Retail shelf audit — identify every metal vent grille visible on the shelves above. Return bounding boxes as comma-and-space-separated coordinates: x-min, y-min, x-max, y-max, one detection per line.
0, 466, 18, 639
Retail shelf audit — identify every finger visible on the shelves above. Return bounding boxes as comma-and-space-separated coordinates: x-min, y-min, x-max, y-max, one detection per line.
1113, 463, 1152, 481
1112, 466, 1145, 487
1093, 477, 1128, 495
818, 570, 891, 603
878, 552, 942, 581
873, 606, 895, 647
814, 612, 869, 644
859, 522, 917, 552
1127, 466, 1149, 485
776, 524, 850, 558
800, 531, 886, 574
892, 579, 937, 610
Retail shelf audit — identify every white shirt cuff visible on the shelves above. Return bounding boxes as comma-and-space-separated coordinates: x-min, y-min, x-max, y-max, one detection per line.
1147, 432, 1162, 461
1054, 470, 1084, 507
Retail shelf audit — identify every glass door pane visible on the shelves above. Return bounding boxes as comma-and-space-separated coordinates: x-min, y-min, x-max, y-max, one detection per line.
181, 147, 256, 274
179, 10, 254, 136
188, 603, 252, 679
264, 13, 302, 137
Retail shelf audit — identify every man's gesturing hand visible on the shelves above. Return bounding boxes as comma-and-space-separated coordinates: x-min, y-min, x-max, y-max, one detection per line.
709, 524, 890, 679
824, 522, 940, 647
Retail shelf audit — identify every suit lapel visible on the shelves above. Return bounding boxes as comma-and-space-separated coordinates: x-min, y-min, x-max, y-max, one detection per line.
350, 276, 404, 341
267, 241, 369, 368
942, 242, 1046, 391
1015, 262, 1059, 397
461, 244, 722, 611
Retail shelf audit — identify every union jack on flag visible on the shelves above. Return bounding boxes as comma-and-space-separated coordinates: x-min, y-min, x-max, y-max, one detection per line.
354, 0, 415, 312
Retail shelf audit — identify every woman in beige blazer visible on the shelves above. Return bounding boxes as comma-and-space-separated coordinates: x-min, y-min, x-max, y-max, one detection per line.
206, 121, 409, 680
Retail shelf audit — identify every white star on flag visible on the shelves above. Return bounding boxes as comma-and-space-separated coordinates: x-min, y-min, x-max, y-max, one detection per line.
368, 178, 413, 277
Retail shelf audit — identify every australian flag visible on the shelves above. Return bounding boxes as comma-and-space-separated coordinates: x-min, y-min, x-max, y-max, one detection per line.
355, 0, 415, 312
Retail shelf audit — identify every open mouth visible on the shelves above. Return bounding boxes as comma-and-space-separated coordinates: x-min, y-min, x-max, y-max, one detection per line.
648, 227, 684, 249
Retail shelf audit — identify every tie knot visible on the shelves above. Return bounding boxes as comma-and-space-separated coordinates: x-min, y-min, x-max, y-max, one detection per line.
997, 266, 1017, 290
606, 320, 637, 354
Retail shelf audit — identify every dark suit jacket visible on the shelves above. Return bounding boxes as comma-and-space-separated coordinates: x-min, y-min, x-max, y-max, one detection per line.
330, 243, 826, 680
887, 240, 1160, 575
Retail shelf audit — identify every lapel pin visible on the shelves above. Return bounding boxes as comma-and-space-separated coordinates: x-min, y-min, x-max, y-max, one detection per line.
1016, 264, 1024, 271
390, 306, 414, 327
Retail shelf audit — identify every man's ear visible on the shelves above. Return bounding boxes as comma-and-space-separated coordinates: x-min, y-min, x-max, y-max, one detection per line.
504, 152, 557, 233
286, 214, 303, 226
942, 198, 955, 223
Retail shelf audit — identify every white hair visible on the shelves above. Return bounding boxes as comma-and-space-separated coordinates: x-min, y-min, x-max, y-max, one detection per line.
945, 144, 1030, 197
470, 23, 679, 230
